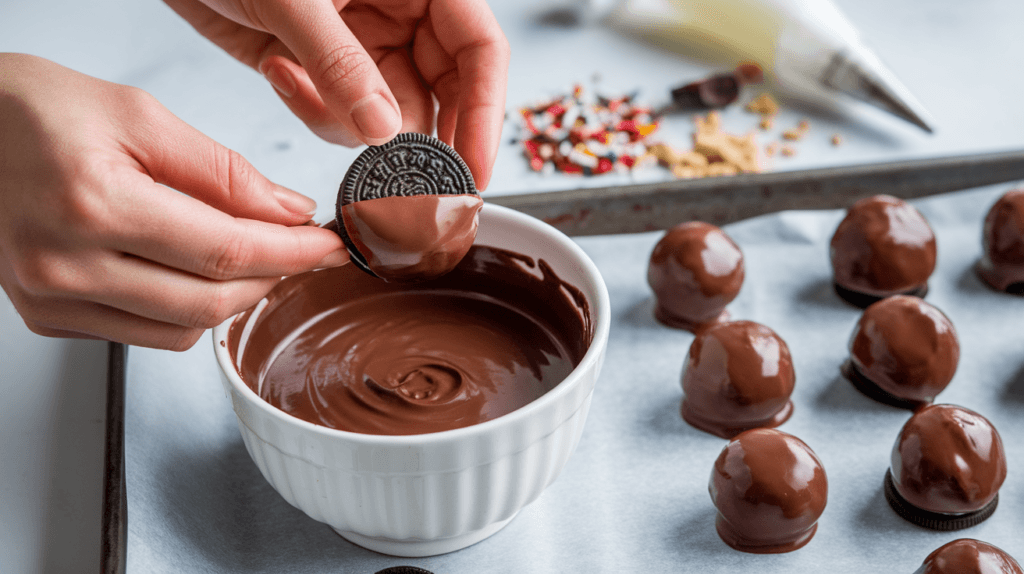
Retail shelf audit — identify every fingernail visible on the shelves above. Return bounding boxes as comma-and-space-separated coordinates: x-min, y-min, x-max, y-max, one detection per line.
262, 64, 296, 98
314, 249, 349, 269
273, 188, 317, 217
350, 93, 401, 142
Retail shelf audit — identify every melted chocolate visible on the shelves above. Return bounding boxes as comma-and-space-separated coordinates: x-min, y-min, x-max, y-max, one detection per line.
227, 245, 591, 435
647, 222, 744, 331
890, 404, 1007, 515
977, 189, 1024, 293
917, 539, 1023, 574
709, 428, 828, 554
681, 321, 794, 438
830, 195, 936, 301
847, 295, 959, 408
340, 194, 482, 283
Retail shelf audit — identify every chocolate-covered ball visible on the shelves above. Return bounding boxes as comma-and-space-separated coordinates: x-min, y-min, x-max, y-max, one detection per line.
845, 295, 959, 409
710, 429, 827, 554
918, 539, 1023, 574
830, 195, 936, 307
887, 405, 1006, 528
682, 321, 794, 438
647, 222, 744, 331
977, 189, 1024, 293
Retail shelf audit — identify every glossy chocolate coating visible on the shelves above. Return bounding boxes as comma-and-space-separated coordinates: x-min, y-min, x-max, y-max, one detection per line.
681, 321, 795, 438
917, 539, 1023, 574
340, 193, 482, 283
709, 428, 827, 554
647, 222, 744, 331
830, 195, 936, 301
227, 245, 591, 435
847, 295, 959, 407
891, 405, 1007, 515
977, 189, 1024, 293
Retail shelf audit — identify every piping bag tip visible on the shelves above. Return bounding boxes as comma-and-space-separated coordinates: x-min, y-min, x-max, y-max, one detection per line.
822, 51, 935, 134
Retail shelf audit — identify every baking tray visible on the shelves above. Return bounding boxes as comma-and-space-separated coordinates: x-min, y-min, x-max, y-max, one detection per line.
104, 175, 1024, 572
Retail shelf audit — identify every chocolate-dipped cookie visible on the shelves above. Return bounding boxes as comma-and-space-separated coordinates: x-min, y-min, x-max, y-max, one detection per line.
886, 404, 1007, 530
916, 539, 1023, 574
647, 222, 744, 331
681, 320, 794, 438
976, 189, 1024, 294
710, 428, 827, 554
830, 195, 936, 307
844, 295, 959, 409
335, 132, 482, 283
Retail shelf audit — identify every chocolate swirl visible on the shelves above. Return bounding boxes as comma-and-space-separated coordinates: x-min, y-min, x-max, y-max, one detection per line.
228, 245, 591, 436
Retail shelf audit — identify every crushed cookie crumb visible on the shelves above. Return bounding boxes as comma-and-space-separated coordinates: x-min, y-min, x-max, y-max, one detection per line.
780, 145, 796, 157
648, 111, 761, 179
765, 142, 779, 157
782, 119, 811, 141
831, 134, 843, 146
746, 93, 779, 116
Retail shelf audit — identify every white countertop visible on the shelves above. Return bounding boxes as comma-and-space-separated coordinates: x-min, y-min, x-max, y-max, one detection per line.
2, 0, 1023, 571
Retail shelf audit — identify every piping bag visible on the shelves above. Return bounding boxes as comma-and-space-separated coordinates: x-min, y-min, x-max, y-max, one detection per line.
571, 0, 934, 132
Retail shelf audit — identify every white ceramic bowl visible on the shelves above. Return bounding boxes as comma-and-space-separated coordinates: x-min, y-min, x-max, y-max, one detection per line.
212, 203, 611, 557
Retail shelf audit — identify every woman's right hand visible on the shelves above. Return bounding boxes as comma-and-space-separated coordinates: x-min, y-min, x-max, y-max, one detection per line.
0, 53, 348, 351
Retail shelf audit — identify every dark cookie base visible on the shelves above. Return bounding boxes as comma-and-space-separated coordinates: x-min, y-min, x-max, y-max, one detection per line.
841, 360, 924, 411
832, 282, 928, 309
884, 469, 999, 531
375, 568, 435, 574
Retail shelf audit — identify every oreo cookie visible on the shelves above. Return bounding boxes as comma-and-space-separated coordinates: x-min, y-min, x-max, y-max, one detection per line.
335, 132, 481, 283
884, 469, 998, 531
843, 295, 958, 409
374, 567, 435, 574
885, 404, 1006, 531
841, 360, 920, 410
832, 282, 927, 309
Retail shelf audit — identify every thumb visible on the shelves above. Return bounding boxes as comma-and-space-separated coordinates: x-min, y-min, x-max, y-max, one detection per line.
122, 99, 318, 225
263, 0, 402, 145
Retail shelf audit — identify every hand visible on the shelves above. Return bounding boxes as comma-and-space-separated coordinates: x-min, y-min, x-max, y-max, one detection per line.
0, 54, 348, 351
164, 0, 509, 189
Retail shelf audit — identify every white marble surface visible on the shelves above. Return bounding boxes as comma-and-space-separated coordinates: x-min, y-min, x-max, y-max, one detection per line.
1, 0, 1023, 572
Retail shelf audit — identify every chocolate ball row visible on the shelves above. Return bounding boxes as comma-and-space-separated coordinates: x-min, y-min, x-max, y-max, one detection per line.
645, 190, 1023, 563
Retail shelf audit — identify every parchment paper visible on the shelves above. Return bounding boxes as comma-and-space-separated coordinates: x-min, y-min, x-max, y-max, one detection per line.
126, 184, 1024, 572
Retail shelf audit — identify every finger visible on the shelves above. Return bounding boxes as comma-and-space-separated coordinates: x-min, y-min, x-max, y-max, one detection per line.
257, 44, 363, 146
118, 97, 318, 225
415, 3, 509, 189
374, 49, 435, 136
111, 172, 348, 280
262, 0, 402, 145
65, 251, 283, 330
18, 295, 205, 352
